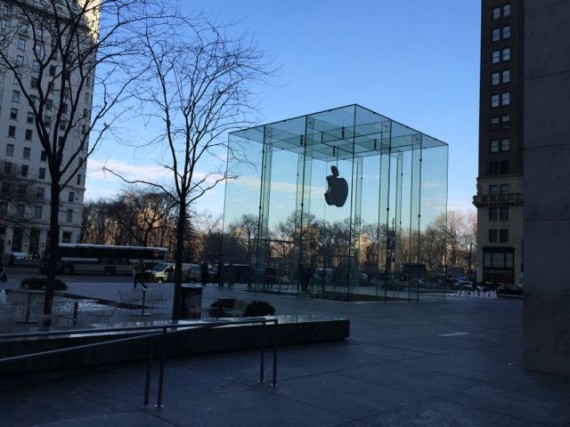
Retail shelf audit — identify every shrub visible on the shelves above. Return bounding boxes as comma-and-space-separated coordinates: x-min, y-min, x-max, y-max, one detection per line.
243, 300, 275, 317
20, 277, 67, 291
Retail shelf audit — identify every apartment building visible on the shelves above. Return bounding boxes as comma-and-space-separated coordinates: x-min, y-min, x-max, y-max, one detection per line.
474, 1, 524, 287
0, 1, 98, 257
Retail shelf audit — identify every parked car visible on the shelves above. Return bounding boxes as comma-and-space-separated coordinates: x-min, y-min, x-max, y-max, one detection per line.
183, 264, 202, 283
450, 277, 473, 289
497, 284, 523, 297
144, 262, 174, 283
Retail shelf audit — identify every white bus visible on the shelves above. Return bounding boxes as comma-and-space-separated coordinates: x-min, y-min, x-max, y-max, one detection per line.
40, 243, 168, 275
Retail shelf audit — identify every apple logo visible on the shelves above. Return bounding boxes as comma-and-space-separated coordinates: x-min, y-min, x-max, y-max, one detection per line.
324, 165, 349, 207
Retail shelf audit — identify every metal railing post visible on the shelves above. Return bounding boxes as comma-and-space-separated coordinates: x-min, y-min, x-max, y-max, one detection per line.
259, 319, 266, 384
156, 326, 167, 408
272, 318, 278, 387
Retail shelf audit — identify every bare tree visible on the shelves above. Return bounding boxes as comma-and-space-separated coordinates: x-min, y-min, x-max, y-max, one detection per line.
106, 11, 272, 319
0, 0, 159, 316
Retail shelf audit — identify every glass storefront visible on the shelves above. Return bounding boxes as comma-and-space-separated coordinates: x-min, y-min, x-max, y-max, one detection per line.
222, 105, 448, 302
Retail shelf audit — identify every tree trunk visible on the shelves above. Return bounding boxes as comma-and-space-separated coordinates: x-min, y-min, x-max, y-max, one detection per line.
171, 198, 187, 321
43, 178, 61, 318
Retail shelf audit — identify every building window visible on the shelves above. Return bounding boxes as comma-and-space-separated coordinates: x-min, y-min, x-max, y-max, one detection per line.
490, 117, 500, 130
492, 6, 501, 20
489, 207, 498, 221
17, 37, 26, 49
491, 139, 500, 153
39, 168, 46, 180
501, 114, 510, 129
16, 55, 24, 66
489, 185, 499, 195
31, 77, 38, 89
502, 25, 511, 39
502, 92, 511, 105
8, 125, 16, 137
32, 60, 40, 72
49, 65, 56, 76
492, 50, 500, 63
4, 162, 12, 174
500, 184, 509, 194
491, 72, 500, 85
501, 138, 510, 151
492, 28, 500, 42
491, 94, 500, 108
489, 162, 499, 175
27, 111, 34, 124
500, 161, 509, 174
12, 90, 20, 103
21, 165, 28, 177
6, 144, 14, 156
502, 47, 511, 61
25, 129, 33, 141
500, 229, 509, 243
502, 69, 511, 83
66, 209, 73, 223
36, 187, 44, 198
10, 108, 18, 120
44, 116, 52, 127
34, 206, 42, 220
62, 231, 72, 243
489, 229, 498, 243
76, 174, 82, 186
500, 207, 509, 220
40, 151, 47, 162
503, 4, 511, 17
68, 191, 75, 202
23, 147, 31, 159
16, 204, 25, 217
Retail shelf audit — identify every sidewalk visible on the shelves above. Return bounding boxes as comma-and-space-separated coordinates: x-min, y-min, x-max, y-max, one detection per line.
1, 282, 569, 426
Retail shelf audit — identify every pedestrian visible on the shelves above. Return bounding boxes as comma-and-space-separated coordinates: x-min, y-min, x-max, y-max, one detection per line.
0, 262, 7, 282
133, 259, 146, 289
200, 261, 209, 286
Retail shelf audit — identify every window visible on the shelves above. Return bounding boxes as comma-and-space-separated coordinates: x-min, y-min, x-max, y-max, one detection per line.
491, 94, 500, 107
66, 209, 73, 222
17, 37, 25, 49
501, 114, 510, 129
489, 207, 498, 221
39, 167, 46, 180
34, 206, 42, 220
492, 28, 500, 42
502, 25, 511, 39
12, 90, 20, 103
10, 108, 18, 120
502, 47, 511, 61
32, 61, 40, 72
27, 112, 34, 123
489, 229, 498, 242
62, 232, 72, 243
40, 151, 47, 161
500, 161, 509, 174
46, 99, 53, 111
502, 69, 511, 83
21, 165, 28, 177
490, 117, 500, 130
503, 4, 511, 17
492, 6, 501, 20
491, 139, 500, 153
16, 55, 24, 66
49, 65, 56, 76
16, 204, 25, 217
31, 77, 38, 89
500, 229, 509, 243
501, 138, 510, 151
0, 18, 6, 30
4, 162, 12, 174
8, 125, 16, 137
6, 144, 14, 156
502, 92, 511, 105
489, 162, 499, 175
25, 129, 33, 141
23, 147, 30, 159
492, 50, 500, 63
76, 174, 82, 186
500, 207, 509, 220
500, 184, 509, 194
491, 72, 500, 85
44, 116, 52, 127
36, 187, 44, 198
68, 191, 75, 202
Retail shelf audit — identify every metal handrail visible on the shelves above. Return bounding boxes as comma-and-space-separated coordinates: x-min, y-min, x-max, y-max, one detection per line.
0, 316, 279, 408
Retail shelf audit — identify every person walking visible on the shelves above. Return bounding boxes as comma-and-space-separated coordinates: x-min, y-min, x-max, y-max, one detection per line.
133, 260, 146, 289
200, 261, 209, 286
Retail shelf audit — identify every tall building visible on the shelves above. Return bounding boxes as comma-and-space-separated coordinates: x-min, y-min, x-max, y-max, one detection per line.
474, 1, 524, 287
0, 1, 98, 257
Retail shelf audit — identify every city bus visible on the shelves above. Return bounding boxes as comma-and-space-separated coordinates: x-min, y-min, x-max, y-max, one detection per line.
40, 243, 168, 275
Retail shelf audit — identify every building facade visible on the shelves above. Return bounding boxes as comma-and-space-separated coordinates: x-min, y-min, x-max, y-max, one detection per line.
0, 1, 98, 257
474, 1, 524, 287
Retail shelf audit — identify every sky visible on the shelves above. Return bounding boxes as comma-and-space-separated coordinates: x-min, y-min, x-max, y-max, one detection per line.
85, 0, 481, 217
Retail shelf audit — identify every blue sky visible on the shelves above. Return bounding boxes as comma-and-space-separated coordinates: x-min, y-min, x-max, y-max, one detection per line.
86, 0, 481, 215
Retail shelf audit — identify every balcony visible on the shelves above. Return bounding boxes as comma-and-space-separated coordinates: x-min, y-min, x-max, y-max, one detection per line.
473, 192, 523, 207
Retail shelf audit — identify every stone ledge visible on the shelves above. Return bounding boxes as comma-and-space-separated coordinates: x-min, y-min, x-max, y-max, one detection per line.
0, 314, 349, 375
